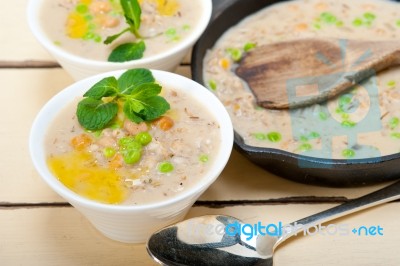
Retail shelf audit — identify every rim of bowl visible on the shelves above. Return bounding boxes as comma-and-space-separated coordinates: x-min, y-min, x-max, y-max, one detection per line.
27, 0, 212, 67
29, 69, 233, 212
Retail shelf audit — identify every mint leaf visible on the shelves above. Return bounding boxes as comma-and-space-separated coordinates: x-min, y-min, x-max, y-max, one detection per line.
123, 101, 145, 123
136, 96, 170, 121
104, 0, 142, 45
108, 41, 145, 62
76, 69, 170, 131
83, 77, 119, 100
77, 98, 118, 130
118, 68, 155, 94
121, 0, 141, 30
128, 83, 162, 100
103, 0, 146, 62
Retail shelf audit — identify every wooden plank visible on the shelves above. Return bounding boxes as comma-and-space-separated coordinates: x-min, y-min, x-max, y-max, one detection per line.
1, 203, 399, 265
0, 69, 73, 203
1, 0, 54, 62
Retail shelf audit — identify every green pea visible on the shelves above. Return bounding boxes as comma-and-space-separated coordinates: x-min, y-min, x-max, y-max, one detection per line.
341, 120, 357, 128
243, 42, 256, 52
363, 12, 376, 21
83, 32, 95, 40
165, 28, 177, 38
118, 137, 142, 150
318, 111, 328, 120
341, 120, 356, 127
103, 147, 116, 158
122, 150, 142, 164
182, 24, 191, 31
298, 143, 312, 152
309, 132, 320, 139
396, 20, 400, 27
389, 117, 399, 129
391, 132, 400, 139
387, 80, 396, 87
135, 132, 152, 146
199, 154, 209, 163
226, 48, 242, 62
342, 148, 355, 158
208, 80, 217, 91
341, 113, 350, 120
76, 4, 88, 14
352, 18, 363, 27
158, 161, 174, 173
93, 35, 102, 43
320, 12, 337, 24
253, 133, 267, 141
267, 132, 282, 142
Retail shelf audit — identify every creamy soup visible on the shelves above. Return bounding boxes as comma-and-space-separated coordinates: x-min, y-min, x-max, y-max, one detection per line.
39, 0, 203, 61
203, 0, 400, 159
46, 83, 221, 205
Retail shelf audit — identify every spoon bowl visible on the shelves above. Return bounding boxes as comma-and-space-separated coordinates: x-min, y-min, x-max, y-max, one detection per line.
147, 179, 400, 265
147, 215, 271, 266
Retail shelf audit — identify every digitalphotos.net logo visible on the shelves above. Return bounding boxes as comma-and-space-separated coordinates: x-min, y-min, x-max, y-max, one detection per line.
184, 218, 384, 242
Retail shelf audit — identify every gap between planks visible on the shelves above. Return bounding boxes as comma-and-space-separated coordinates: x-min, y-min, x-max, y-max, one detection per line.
0, 61, 191, 69
2, 196, 390, 210
0, 60, 60, 68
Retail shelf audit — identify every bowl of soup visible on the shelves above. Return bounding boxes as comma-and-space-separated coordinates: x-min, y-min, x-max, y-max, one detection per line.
27, 0, 212, 80
192, 0, 400, 186
29, 68, 233, 243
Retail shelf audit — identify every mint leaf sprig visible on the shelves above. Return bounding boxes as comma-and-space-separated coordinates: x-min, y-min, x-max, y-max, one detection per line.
104, 0, 146, 62
104, 0, 142, 44
76, 68, 170, 131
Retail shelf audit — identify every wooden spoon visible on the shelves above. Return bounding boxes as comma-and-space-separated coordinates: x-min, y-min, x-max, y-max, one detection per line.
235, 38, 400, 109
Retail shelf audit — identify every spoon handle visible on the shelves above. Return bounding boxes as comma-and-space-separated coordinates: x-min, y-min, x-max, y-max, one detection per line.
278, 179, 400, 245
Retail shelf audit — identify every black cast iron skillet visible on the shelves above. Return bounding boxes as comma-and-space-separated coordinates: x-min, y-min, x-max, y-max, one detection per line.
192, 0, 400, 187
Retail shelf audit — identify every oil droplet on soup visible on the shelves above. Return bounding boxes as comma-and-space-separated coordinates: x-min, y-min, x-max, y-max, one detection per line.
48, 151, 130, 204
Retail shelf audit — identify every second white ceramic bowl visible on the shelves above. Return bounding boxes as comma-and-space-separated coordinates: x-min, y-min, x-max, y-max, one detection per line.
27, 0, 212, 80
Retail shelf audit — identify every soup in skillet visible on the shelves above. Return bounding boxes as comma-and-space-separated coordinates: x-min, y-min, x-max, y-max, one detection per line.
203, 0, 400, 159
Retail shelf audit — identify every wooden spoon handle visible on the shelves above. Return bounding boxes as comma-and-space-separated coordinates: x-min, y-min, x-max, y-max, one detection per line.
236, 38, 400, 109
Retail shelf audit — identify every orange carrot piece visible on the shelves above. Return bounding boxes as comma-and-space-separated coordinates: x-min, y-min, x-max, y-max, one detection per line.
109, 153, 123, 169
154, 116, 174, 131
70, 134, 92, 151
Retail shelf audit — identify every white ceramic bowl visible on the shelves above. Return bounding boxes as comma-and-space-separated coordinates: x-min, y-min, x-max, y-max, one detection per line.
27, 0, 212, 80
29, 69, 233, 243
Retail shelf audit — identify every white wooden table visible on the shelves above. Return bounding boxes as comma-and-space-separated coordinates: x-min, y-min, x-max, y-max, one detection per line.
1, 1, 399, 265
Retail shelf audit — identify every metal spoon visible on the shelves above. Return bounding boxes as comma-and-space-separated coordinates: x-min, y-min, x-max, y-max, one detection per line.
147, 179, 400, 265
